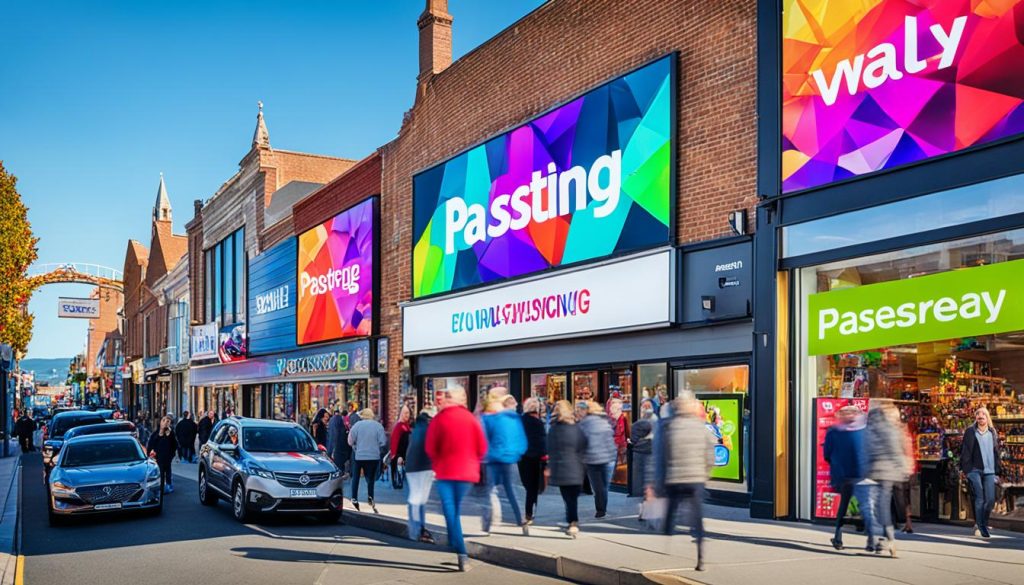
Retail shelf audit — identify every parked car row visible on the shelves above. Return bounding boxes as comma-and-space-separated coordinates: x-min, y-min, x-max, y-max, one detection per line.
43, 412, 343, 527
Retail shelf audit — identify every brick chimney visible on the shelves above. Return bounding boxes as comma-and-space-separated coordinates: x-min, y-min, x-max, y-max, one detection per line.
417, 0, 453, 99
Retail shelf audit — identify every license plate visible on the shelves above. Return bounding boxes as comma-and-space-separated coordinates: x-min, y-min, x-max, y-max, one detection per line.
94, 503, 123, 510
289, 488, 317, 498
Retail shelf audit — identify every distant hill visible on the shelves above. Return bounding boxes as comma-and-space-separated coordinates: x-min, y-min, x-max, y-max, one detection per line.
20, 358, 72, 384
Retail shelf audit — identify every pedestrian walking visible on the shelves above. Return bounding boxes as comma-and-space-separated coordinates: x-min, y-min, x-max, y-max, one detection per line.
425, 384, 488, 572
348, 408, 387, 513
405, 407, 436, 543
578, 400, 617, 518
545, 400, 586, 538
519, 397, 547, 524
14, 411, 36, 453
327, 408, 351, 477
175, 411, 199, 463
480, 391, 529, 535
631, 399, 657, 502
147, 415, 178, 494
866, 400, 913, 557
389, 405, 413, 489
653, 392, 715, 571
961, 406, 1001, 538
197, 410, 216, 447
824, 404, 876, 551
311, 408, 330, 448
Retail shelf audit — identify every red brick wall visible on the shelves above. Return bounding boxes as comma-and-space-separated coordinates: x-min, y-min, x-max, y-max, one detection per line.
86, 289, 123, 377
292, 153, 382, 234
379, 0, 758, 410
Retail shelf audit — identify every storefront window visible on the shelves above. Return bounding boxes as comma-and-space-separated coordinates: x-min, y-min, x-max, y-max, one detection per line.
638, 363, 669, 414
606, 368, 633, 486
345, 380, 368, 414
423, 376, 469, 411
272, 383, 295, 421
796, 228, 1024, 521
572, 371, 598, 403
477, 372, 510, 409
782, 172, 1024, 258
530, 372, 567, 412
676, 365, 749, 485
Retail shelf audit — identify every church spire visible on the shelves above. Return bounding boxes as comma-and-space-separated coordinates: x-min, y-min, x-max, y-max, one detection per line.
154, 172, 172, 223
253, 100, 270, 149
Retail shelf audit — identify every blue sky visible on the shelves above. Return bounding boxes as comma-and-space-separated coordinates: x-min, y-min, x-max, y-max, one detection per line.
1, 0, 542, 359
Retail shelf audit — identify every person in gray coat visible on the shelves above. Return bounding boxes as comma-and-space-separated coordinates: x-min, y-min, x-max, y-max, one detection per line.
348, 408, 387, 513
545, 400, 587, 537
577, 400, 617, 518
654, 392, 715, 572
866, 400, 913, 558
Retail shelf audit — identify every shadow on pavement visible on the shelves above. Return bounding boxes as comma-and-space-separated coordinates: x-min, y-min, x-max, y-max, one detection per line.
21, 453, 328, 557
230, 546, 455, 572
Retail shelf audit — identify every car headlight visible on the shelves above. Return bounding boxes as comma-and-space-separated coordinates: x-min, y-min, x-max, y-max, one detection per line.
51, 481, 76, 498
146, 469, 162, 486
329, 469, 341, 480
248, 466, 274, 480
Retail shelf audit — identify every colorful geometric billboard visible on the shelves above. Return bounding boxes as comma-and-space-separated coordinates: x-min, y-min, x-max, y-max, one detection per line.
297, 198, 375, 345
412, 55, 674, 298
783, 0, 1024, 193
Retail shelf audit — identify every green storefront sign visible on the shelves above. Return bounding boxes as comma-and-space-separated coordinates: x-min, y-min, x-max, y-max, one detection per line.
808, 259, 1024, 356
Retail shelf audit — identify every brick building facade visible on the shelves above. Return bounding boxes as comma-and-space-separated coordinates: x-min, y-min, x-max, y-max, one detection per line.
378, 0, 759, 431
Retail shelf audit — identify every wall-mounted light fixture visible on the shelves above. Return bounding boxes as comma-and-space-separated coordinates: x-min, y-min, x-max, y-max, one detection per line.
729, 210, 747, 236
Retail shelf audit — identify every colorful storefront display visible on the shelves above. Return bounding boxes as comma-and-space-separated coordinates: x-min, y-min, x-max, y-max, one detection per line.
782, 0, 1024, 192
412, 55, 674, 298
297, 197, 375, 345
248, 237, 298, 355
699, 393, 744, 483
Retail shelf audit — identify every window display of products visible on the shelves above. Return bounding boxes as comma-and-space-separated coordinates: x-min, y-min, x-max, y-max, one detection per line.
801, 228, 1024, 522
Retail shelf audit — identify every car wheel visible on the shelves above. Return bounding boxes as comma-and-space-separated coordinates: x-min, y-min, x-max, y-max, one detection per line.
198, 468, 218, 506
232, 481, 248, 523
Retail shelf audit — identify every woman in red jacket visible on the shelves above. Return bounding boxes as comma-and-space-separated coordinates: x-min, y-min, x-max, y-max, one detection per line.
425, 385, 488, 572
389, 405, 412, 488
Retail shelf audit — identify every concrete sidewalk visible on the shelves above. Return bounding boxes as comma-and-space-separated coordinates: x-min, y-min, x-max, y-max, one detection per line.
336, 473, 1024, 585
0, 443, 22, 585
170, 462, 1024, 584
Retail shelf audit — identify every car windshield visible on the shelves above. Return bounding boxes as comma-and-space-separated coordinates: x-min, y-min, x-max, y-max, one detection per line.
51, 416, 105, 438
242, 427, 317, 453
61, 440, 145, 468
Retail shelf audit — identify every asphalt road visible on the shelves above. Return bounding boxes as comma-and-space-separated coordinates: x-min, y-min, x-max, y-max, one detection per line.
20, 453, 565, 585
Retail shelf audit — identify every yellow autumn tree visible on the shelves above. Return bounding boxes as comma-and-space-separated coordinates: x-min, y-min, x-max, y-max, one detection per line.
0, 162, 39, 353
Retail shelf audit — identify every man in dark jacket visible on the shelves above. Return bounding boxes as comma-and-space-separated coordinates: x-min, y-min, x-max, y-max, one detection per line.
175, 411, 199, 463
405, 409, 435, 543
197, 410, 216, 448
327, 408, 351, 476
14, 412, 36, 453
823, 405, 875, 551
961, 407, 1001, 538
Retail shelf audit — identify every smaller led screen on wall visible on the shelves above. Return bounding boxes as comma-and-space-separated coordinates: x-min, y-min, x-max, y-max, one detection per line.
297, 197, 375, 345
412, 54, 674, 298
248, 237, 297, 355
783, 0, 1024, 193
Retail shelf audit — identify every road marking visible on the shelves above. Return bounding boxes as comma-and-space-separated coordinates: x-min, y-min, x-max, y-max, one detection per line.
15, 555, 24, 585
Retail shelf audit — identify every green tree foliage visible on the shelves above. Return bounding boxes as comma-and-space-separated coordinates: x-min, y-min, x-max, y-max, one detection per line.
0, 162, 39, 353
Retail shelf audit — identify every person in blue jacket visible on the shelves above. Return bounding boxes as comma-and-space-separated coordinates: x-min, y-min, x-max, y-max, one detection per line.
824, 405, 876, 552
480, 390, 529, 535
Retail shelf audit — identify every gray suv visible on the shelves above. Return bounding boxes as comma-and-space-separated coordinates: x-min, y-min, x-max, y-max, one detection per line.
197, 417, 344, 523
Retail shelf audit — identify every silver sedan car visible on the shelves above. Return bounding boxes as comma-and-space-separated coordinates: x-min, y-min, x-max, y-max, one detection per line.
198, 417, 344, 523
48, 433, 163, 525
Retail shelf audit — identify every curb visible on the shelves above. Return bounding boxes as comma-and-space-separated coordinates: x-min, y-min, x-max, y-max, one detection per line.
341, 508, 707, 585
0, 456, 21, 585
